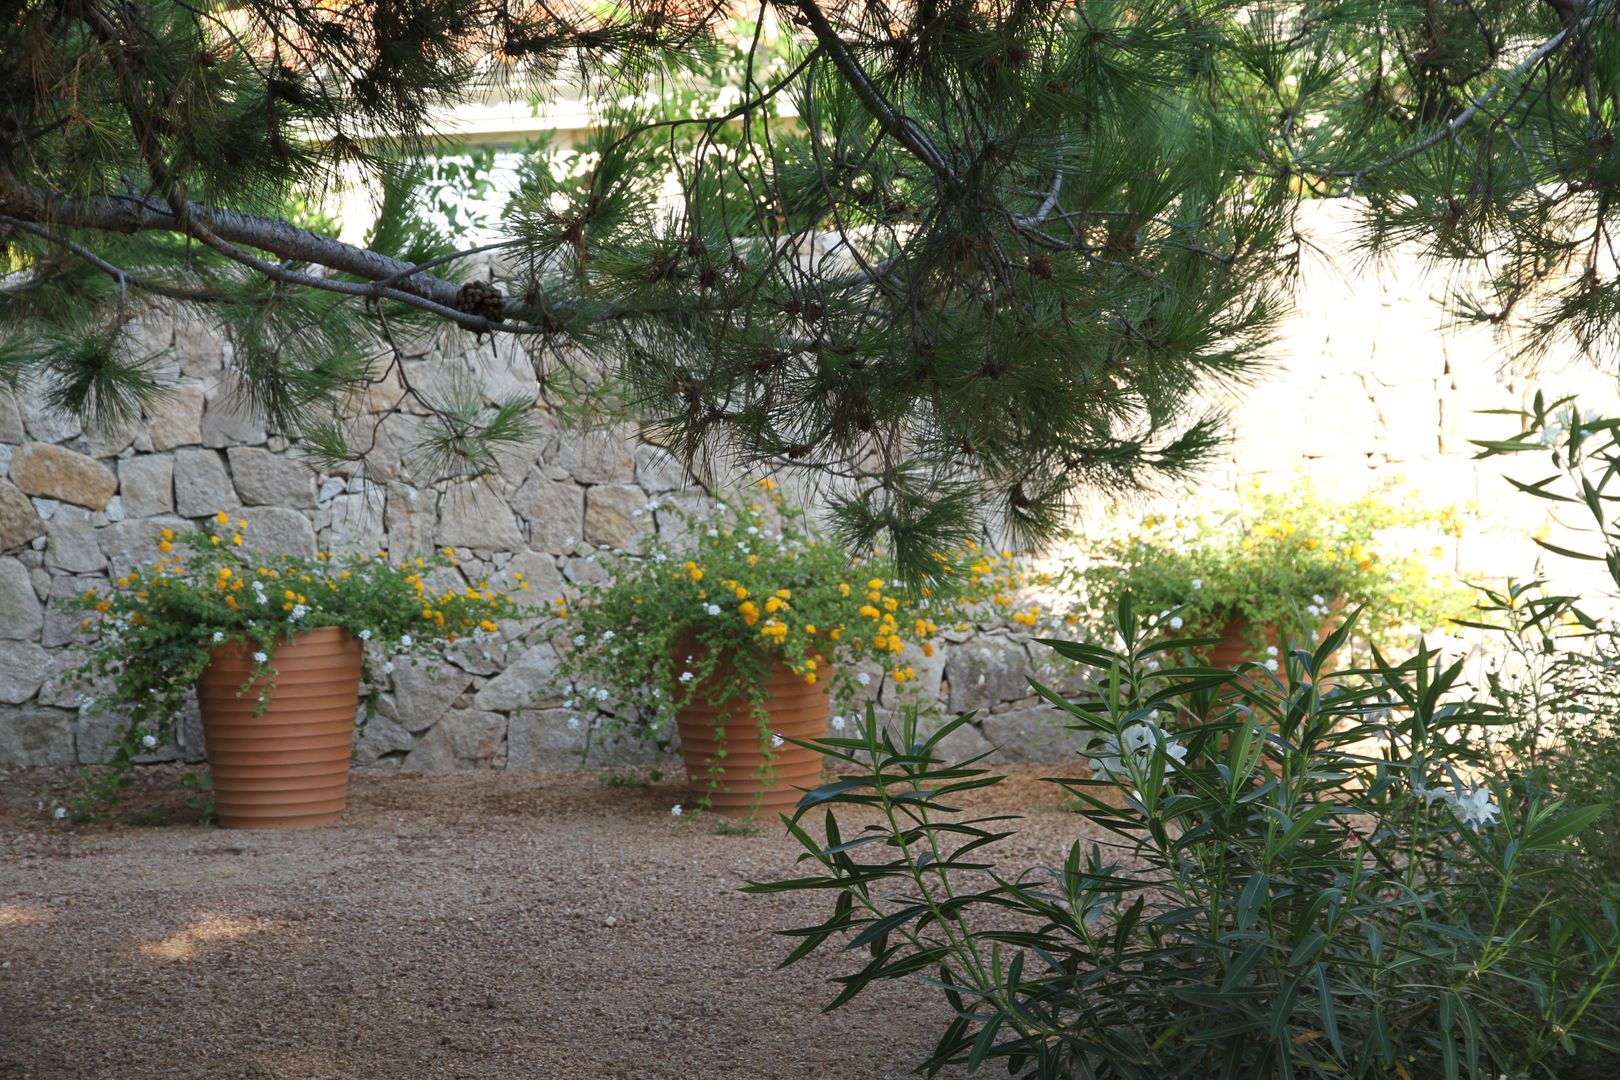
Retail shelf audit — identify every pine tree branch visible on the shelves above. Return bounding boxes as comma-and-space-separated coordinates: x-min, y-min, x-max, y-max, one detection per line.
1335, 14, 1593, 191
789, 0, 965, 196
0, 215, 232, 305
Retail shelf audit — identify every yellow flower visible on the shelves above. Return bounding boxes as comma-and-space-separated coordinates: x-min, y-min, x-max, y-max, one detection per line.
758, 478, 777, 491
478, 619, 498, 633
858, 605, 880, 620
775, 589, 791, 599
160, 528, 174, 541
217, 567, 232, 579
158, 541, 173, 553
838, 583, 851, 597
215, 511, 229, 524
804, 624, 817, 635
764, 596, 785, 614
921, 641, 935, 657
867, 578, 884, 590
747, 553, 759, 567
210, 536, 220, 545
690, 567, 704, 582
237, 518, 247, 529
734, 586, 749, 600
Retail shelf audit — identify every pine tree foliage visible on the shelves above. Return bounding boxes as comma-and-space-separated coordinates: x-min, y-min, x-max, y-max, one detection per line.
1, 0, 1618, 570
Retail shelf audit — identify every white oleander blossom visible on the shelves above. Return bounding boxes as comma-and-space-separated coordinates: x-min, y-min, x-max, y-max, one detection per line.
573, 635, 587, 647
670, 803, 683, 817
1191, 578, 1203, 590
1087, 719, 1188, 785
1168, 616, 1184, 630
1452, 785, 1500, 831
382, 661, 395, 675
1265, 645, 1278, 657
53, 806, 66, 820
601, 630, 616, 641
1264, 658, 1279, 671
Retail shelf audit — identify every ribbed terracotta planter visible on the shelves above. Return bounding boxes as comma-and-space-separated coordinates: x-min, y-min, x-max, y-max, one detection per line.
1204, 614, 1338, 672
197, 626, 362, 829
675, 654, 830, 817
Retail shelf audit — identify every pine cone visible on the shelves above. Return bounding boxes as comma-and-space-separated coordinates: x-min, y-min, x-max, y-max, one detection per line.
455, 280, 505, 323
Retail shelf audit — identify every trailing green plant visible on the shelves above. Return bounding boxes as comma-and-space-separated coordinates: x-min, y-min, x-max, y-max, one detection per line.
57, 512, 527, 819
1075, 482, 1472, 654
749, 598, 1620, 1078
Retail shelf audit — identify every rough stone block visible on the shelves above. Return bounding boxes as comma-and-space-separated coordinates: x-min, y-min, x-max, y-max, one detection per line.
117, 455, 175, 518
436, 482, 523, 551
353, 712, 414, 766
172, 448, 239, 518
0, 640, 51, 703
385, 660, 473, 733
556, 426, 635, 484
42, 576, 104, 648
44, 506, 106, 573
507, 707, 589, 767
0, 556, 44, 640
583, 484, 647, 553
512, 469, 584, 551
0, 705, 77, 767
385, 482, 438, 561
0, 480, 44, 553
472, 643, 558, 712
228, 446, 317, 507
944, 639, 1035, 714
236, 506, 317, 558
979, 705, 1077, 763
145, 385, 205, 450
200, 384, 268, 448
8, 443, 118, 510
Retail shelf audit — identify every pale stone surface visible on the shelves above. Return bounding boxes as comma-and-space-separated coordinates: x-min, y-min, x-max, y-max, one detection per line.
325, 490, 386, 553
201, 384, 268, 448
97, 516, 185, 565
979, 705, 1075, 762
0, 705, 76, 766
472, 643, 557, 712
145, 385, 205, 450
0, 394, 23, 443
42, 576, 103, 648
236, 506, 317, 557
8, 443, 118, 510
557, 427, 636, 484
117, 455, 174, 518
507, 708, 588, 767
512, 469, 583, 550
0, 480, 44, 552
436, 482, 523, 551
583, 484, 646, 552
19, 385, 81, 443
944, 639, 1035, 714
635, 445, 690, 493
0, 640, 50, 703
228, 447, 316, 507
44, 506, 106, 573
173, 448, 239, 518
0, 557, 44, 640
84, 412, 144, 459
385, 482, 438, 560
445, 708, 506, 765
353, 712, 415, 766
386, 661, 473, 733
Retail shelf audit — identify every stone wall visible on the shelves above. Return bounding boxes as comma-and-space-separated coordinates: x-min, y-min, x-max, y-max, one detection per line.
2, 201, 1617, 770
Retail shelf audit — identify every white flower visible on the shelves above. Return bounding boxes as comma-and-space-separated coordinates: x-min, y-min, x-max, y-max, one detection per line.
399, 634, 413, 649
1312, 594, 1326, 605
679, 671, 694, 683
290, 604, 308, 620
1168, 616, 1184, 630
1412, 779, 1453, 806
646, 500, 661, 512
1306, 605, 1323, 617
562, 698, 575, 708
746, 526, 759, 536
212, 631, 224, 643
1264, 658, 1279, 671
252, 651, 268, 664
140, 734, 158, 749
1265, 645, 1279, 657
771, 734, 784, 748
52, 807, 66, 820
632, 509, 644, 518
705, 604, 722, 616
595, 688, 611, 702
1191, 578, 1203, 590
1086, 720, 1188, 785
601, 630, 616, 641
567, 716, 582, 731
670, 804, 683, 817
707, 529, 719, 538
359, 629, 372, 641
857, 672, 871, 687
382, 661, 395, 675
573, 634, 587, 647
831, 715, 847, 732
1452, 786, 1500, 831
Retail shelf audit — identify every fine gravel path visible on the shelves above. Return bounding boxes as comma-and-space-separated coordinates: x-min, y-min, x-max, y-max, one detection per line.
1, 762, 1103, 1080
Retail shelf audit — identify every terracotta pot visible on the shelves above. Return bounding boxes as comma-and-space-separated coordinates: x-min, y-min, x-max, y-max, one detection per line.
675, 652, 830, 817
197, 626, 362, 829
1203, 613, 1339, 671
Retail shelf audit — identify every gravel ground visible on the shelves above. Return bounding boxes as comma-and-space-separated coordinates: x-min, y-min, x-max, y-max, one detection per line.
0, 762, 1104, 1080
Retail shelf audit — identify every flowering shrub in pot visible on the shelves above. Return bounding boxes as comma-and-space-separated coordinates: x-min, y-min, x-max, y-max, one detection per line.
550, 483, 1012, 815
1076, 483, 1470, 665
64, 512, 521, 826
